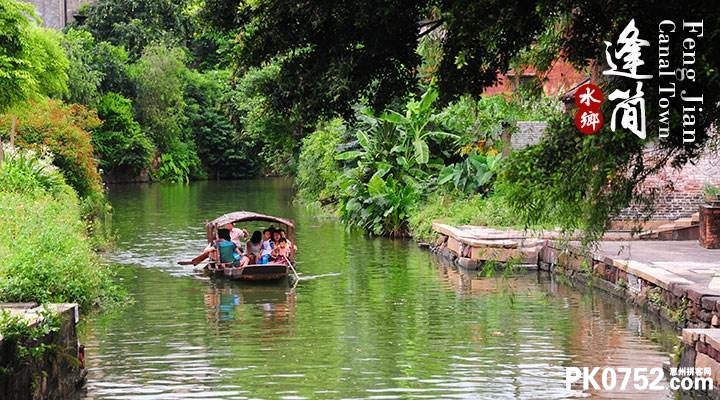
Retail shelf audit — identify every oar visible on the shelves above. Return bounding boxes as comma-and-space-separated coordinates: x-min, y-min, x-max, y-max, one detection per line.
284, 255, 300, 283
178, 252, 210, 266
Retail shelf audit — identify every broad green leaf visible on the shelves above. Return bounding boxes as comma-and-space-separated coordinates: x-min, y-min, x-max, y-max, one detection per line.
424, 130, 459, 140
375, 162, 392, 177
379, 111, 405, 125
418, 87, 439, 113
357, 130, 370, 150
437, 166, 456, 185
413, 137, 429, 164
335, 150, 363, 160
367, 173, 387, 196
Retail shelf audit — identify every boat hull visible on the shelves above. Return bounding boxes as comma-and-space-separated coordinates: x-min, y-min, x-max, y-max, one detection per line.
203, 263, 289, 281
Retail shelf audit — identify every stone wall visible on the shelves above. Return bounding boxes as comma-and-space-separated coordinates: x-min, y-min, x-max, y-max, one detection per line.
512, 121, 546, 149
0, 303, 85, 400
429, 225, 720, 329
678, 330, 720, 399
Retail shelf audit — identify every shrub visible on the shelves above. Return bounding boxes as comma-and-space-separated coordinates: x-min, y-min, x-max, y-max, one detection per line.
0, 99, 103, 198
93, 92, 154, 177
153, 139, 204, 183
296, 118, 345, 204
0, 147, 67, 197
0, 148, 122, 309
337, 87, 456, 236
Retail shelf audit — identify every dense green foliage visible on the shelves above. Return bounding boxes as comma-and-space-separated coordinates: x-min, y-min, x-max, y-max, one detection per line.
93, 92, 154, 177
0, 148, 122, 310
336, 88, 459, 236
61, 29, 133, 105
296, 119, 345, 204
207, 0, 720, 239
227, 62, 302, 175
0, 0, 68, 112
296, 85, 562, 237
76, 0, 192, 59
187, 69, 256, 178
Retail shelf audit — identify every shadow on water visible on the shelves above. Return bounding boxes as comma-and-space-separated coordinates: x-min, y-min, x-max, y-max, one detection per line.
79, 179, 687, 399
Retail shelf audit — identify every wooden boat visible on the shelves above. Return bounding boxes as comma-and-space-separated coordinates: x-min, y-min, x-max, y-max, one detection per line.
192, 211, 297, 282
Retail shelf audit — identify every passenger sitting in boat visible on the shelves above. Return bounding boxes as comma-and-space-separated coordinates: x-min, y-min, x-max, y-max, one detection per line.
271, 238, 290, 264
242, 230, 263, 266
259, 229, 274, 265
214, 228, 243, 266
278, 229, 296, 255
272, 230, 282, 246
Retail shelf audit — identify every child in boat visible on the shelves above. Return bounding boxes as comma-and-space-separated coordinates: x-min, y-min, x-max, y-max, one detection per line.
271, 237, 290, 264
278, 229, 297, 255
259, 229, 274, 264
242, 230, 263, 266
272, 230, 282, 246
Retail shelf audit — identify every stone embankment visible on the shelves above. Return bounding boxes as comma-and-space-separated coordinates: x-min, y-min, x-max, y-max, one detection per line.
430, 221, 720, 398
0, 303, 85, 400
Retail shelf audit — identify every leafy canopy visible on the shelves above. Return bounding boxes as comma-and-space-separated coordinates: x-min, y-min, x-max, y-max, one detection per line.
0, 0, 68, 112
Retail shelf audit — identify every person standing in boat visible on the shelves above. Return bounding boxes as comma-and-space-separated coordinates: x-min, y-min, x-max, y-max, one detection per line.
224, 223, 248, 249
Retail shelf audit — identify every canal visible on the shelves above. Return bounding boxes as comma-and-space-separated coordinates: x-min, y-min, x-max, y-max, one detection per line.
80, 179, 679, 399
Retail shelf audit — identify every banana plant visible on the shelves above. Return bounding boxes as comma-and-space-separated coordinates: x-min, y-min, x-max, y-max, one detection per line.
438, 152, 502, 194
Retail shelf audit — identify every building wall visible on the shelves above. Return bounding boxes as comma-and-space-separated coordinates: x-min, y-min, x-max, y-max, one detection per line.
511, 123, 720, 221
483, 60, 587, 97
23, 0, 93, 29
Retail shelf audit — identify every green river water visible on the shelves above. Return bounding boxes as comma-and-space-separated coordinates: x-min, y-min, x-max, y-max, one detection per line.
79, 179, 680, 399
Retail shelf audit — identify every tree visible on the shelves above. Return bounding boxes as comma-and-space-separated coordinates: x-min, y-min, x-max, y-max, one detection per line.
185, 69, 257, 178
61, 29, 134, 105
0, 0, 68, 113
206, 0, 720, 237
226, 61, 302, 175
75, 0, 193, 59
204, 0, 423, 121
130, 43, 189, 151
61, 29, 103, 106
93, 92, 154, 178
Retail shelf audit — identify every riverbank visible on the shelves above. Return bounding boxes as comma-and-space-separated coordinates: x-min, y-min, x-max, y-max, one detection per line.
429, 222, 720, 329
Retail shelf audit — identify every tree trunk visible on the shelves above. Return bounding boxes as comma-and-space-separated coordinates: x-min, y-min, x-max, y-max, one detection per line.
10, 115, 17, 147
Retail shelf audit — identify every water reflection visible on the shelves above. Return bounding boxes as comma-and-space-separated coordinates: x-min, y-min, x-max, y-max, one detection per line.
81, 180, 684, 399
203, 279, 296, 333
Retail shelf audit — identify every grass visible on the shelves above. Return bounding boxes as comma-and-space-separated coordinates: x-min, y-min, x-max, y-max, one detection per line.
408, 192, 559, 241
0, 147, 123, 310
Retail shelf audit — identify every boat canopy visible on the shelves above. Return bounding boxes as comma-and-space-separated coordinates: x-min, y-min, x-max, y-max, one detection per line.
206, 211, 295, 242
